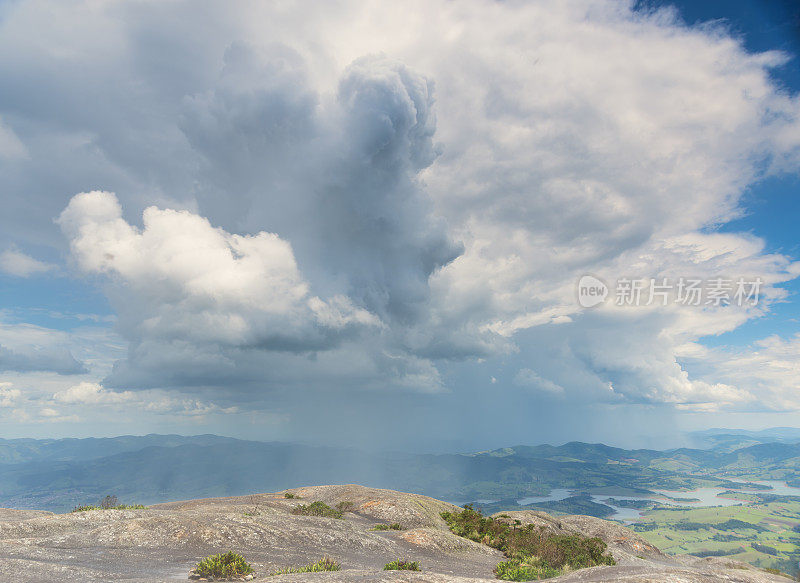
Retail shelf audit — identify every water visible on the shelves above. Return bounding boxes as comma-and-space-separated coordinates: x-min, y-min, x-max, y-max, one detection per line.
502, 481, 800, 524
516, 488, 572, 506
517, 487, 754, 524
743, 480, 800, 496
652, 487, 746, 508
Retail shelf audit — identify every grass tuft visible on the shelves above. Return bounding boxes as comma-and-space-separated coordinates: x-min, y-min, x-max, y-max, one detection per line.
383, 559, 420, 571
371, 523, 403, 531
192, 551, 254, 579
71, 504, 145, 512
271, 557, 340, 574
291, 501, 344, 519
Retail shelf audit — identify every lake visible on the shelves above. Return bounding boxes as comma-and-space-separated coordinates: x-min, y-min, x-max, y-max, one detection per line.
516, 481, 800, 523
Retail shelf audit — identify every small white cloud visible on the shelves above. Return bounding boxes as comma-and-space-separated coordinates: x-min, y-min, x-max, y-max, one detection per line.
0, 247, 55, 277
514, 368, 565, 395
53, 382, 134, 405
0, 117, 27, 160
0, 383, 21, 407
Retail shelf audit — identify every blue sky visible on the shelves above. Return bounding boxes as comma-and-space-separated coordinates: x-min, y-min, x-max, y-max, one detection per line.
664, 0, 800, 348
0, 0, 799, 451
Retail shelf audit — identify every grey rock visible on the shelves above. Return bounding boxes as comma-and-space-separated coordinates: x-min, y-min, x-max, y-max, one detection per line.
0, 484, 790, 582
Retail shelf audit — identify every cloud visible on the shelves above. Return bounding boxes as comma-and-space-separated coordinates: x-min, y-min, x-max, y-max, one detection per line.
58, 190, 379, 349
0, 383, 21, 407
679, 334, 800, 412
0, 117, 27, 160
53, 382, 134, 405
0, 321, 87, 375
180, 48, 462, 326
514, 369, 565, 395
51, 381, 235, 417
0, 247, 55, 277
0, 0, 797, 437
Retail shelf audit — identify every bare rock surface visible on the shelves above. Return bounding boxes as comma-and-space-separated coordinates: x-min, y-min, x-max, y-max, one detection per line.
0, 484, 790, 582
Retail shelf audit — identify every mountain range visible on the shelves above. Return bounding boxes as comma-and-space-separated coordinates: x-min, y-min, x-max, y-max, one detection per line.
1, 432, 799, 512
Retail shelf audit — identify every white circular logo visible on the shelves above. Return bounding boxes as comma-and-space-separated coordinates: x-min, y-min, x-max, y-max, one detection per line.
577, 275, 608, 308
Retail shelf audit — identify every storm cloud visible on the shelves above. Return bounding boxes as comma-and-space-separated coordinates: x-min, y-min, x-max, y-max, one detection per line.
0, 0, 799, 446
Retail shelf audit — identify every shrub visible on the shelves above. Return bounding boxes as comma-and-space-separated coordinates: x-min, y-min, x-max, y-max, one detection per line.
383, 559, 420, 571
193, 551, 254, 579
371, 523, 403, 531
291, 501, 343, 519
494, 558, 561, 581
271, 557, 340, 574
440, 505, 614, 576
71, 503, 145, 512
336, 500, 355, 513
100, 495, 119, 509
284, 492, 299, 499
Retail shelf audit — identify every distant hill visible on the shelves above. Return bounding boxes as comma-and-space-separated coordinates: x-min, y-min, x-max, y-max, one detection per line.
0, 433, 239, 464
2, 434, 800, 512
690, 428, 800, 452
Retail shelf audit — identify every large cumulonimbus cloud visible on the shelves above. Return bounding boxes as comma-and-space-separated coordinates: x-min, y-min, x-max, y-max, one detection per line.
2, 0, 800, 425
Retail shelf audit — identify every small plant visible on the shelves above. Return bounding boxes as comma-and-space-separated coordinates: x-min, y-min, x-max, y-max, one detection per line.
291, 501, 344, 519
100, 495, 119, 509
284, 492, 299, 499
494, 558, 561, 581
383, 559, 420, 571
191, 551, 254, 580
271, 557, 340, 574
71, 503, 145, 512
335, 500, 355, 513
371, 523, 403, 531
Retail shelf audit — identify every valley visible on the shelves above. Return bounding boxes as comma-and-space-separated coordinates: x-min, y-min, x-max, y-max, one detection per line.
0, 431, 798, 577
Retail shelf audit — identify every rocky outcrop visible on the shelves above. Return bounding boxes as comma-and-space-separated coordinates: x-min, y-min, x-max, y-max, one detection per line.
0, 485, 790, 582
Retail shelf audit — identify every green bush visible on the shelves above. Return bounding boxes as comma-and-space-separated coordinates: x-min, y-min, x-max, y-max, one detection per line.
336, 500, 355, 513
371, 523, 403, 531
440, 505, 614, 579
284, 492, 299, 499
100, 495, 118, 509
291, 501, 344, 519
383, 559, 420, 571
193, 551, 254, 579
71, 503, 145, 512
271, 557, 340, 574
494, 559, 561, 581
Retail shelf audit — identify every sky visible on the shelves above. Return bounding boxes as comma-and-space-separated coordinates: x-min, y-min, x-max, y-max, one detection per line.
0, 0, 799, 452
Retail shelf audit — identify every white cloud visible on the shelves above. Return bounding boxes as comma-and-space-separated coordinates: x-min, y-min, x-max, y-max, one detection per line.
0, 247, 54, 277
514, 369, 565, 395
58, 190, 379, 349
0, 320, 87, 375
53, 382, 134, 405
0, 383, 21, 407
0, 0, 797, 425
0, 117, 27, 160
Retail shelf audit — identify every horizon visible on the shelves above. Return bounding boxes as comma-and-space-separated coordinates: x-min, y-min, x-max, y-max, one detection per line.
1, 0, 800, 451
1, 426, 799, 456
